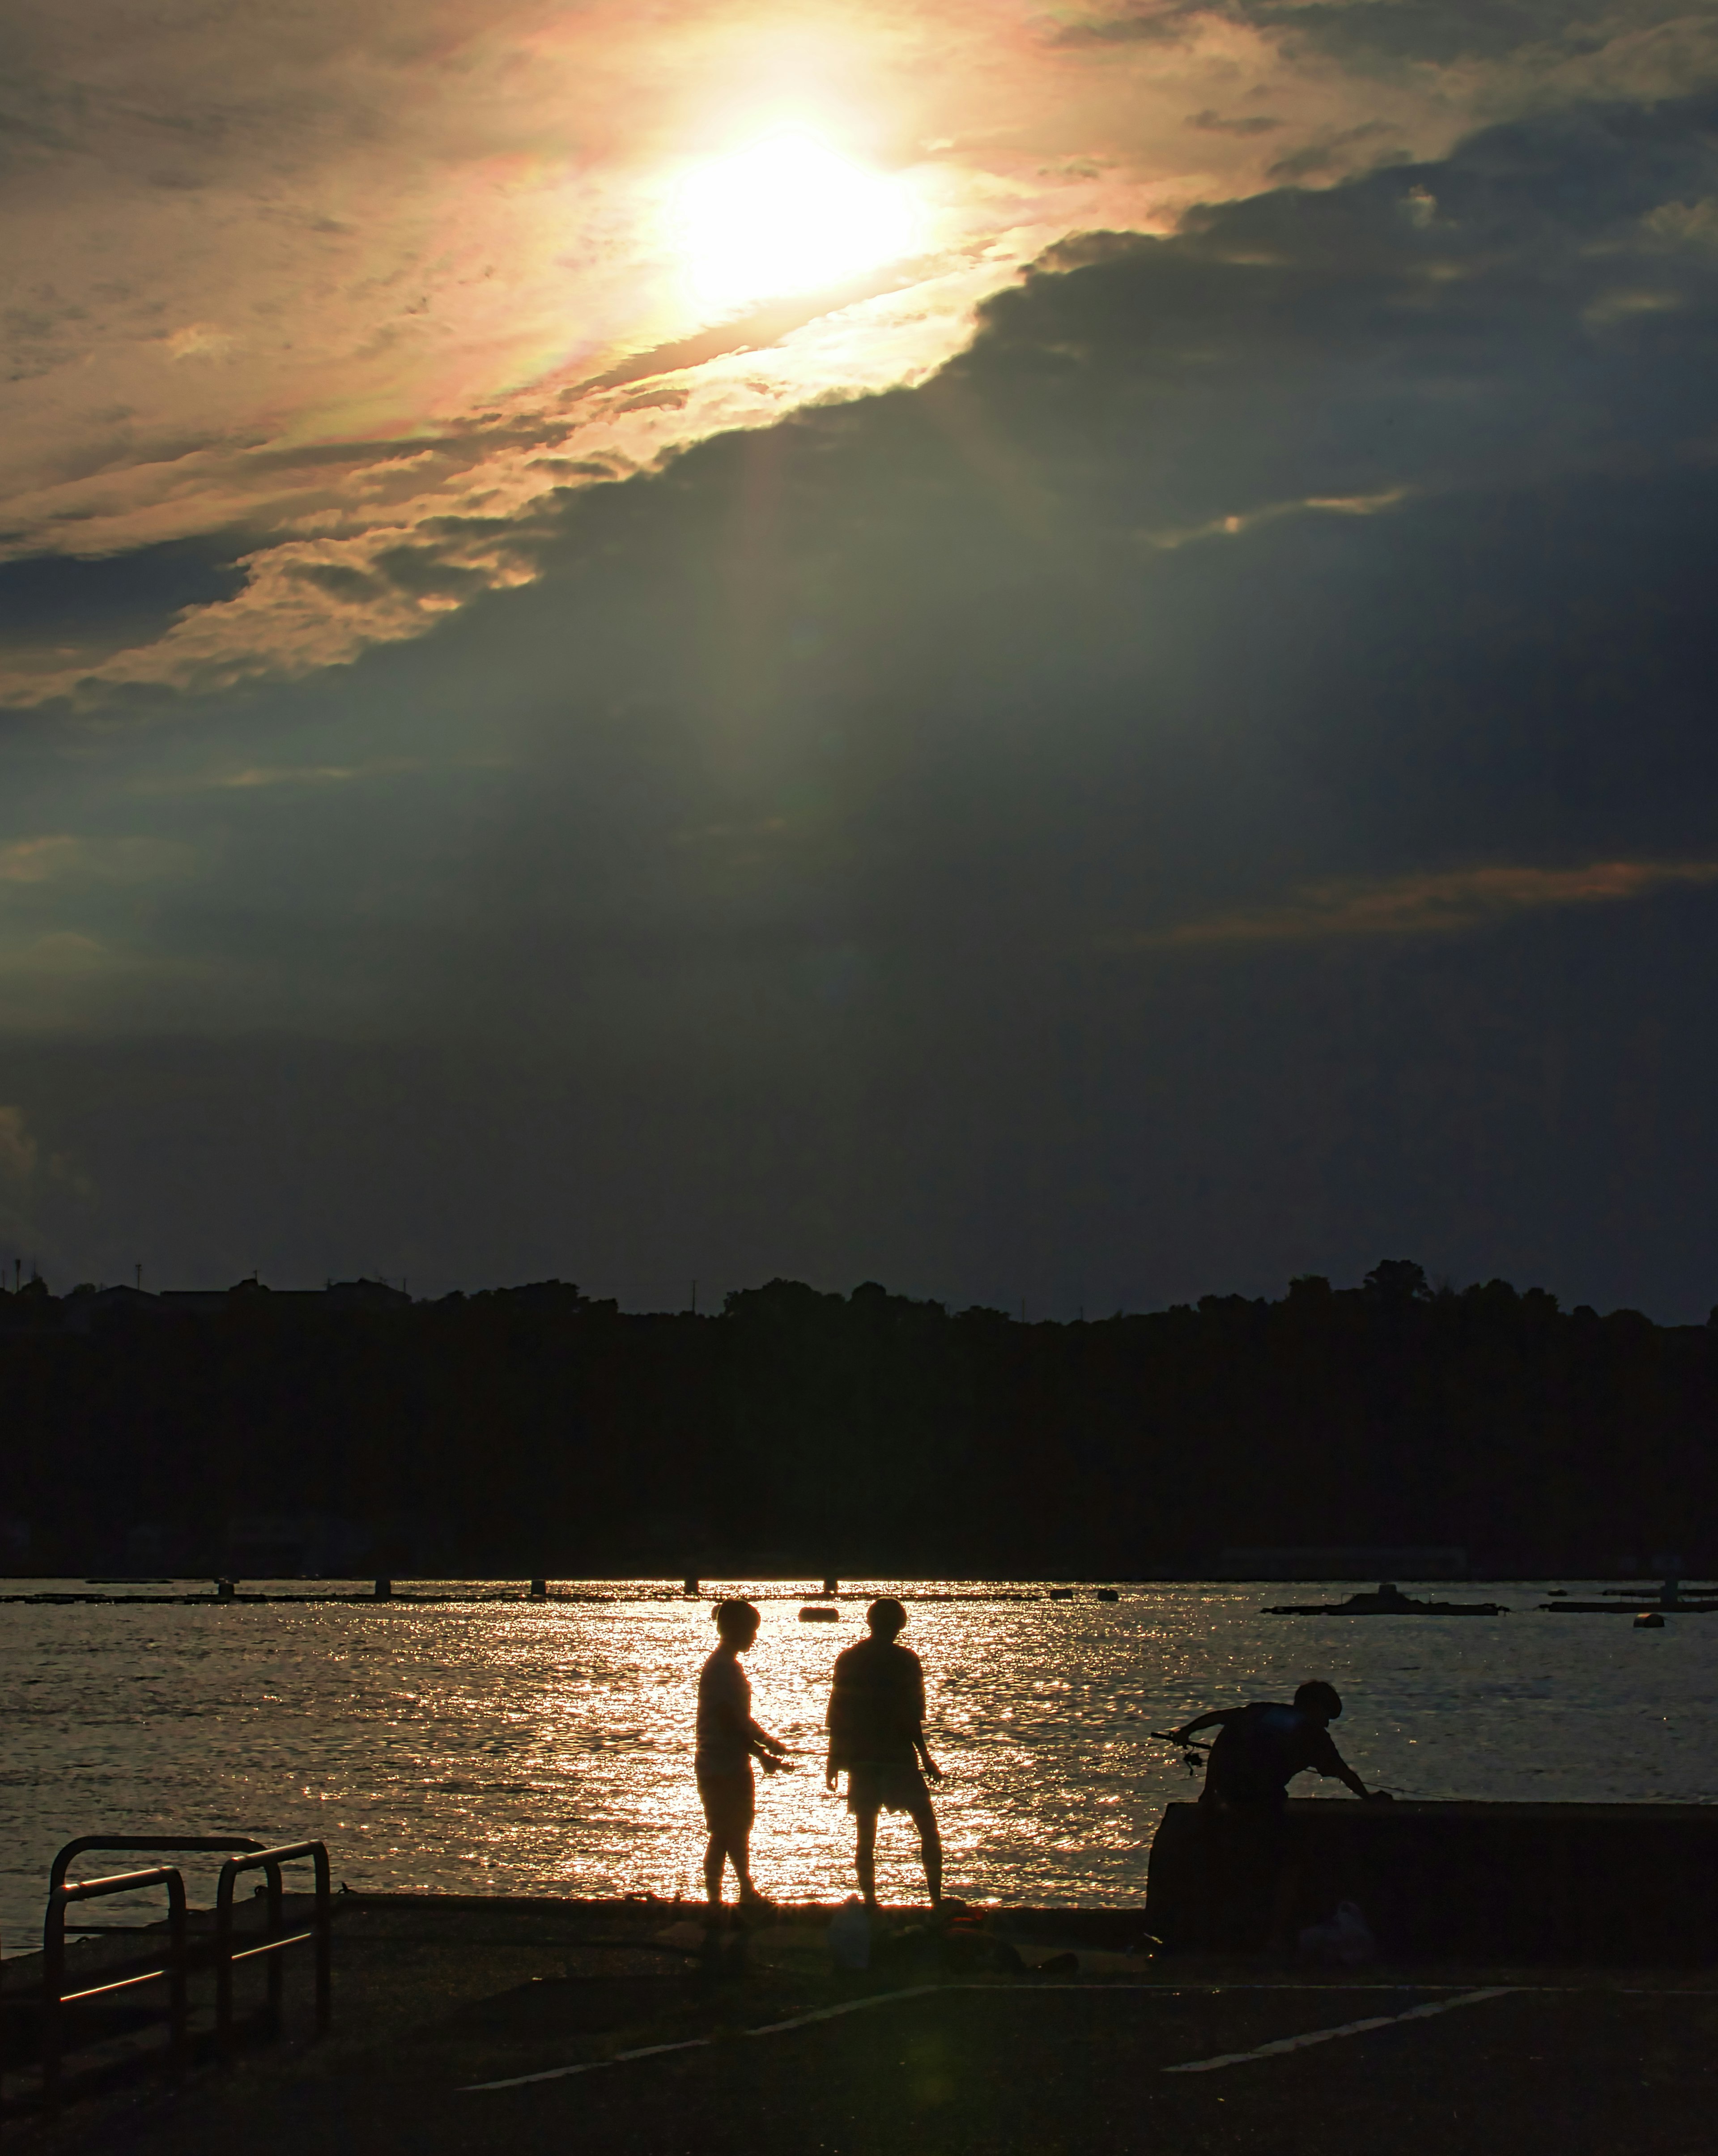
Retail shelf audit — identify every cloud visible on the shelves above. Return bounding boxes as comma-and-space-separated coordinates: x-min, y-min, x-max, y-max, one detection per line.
0, 836, 194, 886
196, 761, 420, 792
2, 79, 1718, 1311
6, 0, 1714, 708
0, 1106, 40, 1187
0, 1100, 92, 1238
1123, 861, 1718, 949
1186, 108, 1283, 136
1064, 0, 1718, 80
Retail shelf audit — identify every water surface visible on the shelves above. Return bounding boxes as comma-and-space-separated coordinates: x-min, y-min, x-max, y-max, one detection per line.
3, 1579, 1714, 1945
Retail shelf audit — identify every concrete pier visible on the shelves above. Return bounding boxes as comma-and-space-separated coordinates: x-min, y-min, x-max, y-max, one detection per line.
1146, 1798, 1718, 1961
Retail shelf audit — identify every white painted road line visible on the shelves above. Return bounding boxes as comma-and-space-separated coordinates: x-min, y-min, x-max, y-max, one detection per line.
465, 1974, 1700, 2094
746, 1985, 944, 2036
1162, 1987, 1515, 2074
462, 2036, 710, 2091
460, 1984, 944, 2091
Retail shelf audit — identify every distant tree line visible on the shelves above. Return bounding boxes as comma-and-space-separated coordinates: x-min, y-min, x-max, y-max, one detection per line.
1, 1261, 1714, 1577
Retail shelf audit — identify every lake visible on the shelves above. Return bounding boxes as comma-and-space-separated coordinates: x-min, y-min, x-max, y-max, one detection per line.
3, 1578, 1714, 1947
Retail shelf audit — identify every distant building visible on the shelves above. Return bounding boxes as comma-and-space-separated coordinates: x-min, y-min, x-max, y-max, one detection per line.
69, 1278, 418, 1324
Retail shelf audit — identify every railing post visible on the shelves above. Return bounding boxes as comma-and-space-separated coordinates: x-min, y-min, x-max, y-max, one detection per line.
313, 1844, 332, 2034
42, 1882, 66, 2108
42, 1866, 186, 2109
212, 1843, 330, 2059
215, 1857, 238, 2060
265, 1862, 284, 2035
166, 1872, 188, 2083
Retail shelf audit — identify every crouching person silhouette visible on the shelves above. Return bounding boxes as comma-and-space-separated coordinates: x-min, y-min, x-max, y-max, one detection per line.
1167, 1679, 1389, 1952
825, 1598, 944, 1910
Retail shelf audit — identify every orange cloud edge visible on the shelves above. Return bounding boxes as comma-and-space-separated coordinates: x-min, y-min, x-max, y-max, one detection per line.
1118, 860, 1718, 950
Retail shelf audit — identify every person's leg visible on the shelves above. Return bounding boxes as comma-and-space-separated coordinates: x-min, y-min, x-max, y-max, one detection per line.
734, 1826, 772, 1904
907, 1794, 943, 1908
855, 1809, 880, 1906
705, 1830, 728, 1906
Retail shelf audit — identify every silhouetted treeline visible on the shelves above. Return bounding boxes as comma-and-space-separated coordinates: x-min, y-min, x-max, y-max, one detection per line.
2, 1261, 1716, 1576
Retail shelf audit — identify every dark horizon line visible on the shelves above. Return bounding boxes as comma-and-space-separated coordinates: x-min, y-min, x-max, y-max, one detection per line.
2, 1259, 1707, 1330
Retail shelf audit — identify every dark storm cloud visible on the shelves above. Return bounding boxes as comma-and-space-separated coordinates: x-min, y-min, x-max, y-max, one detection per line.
1255, 0, 1671, 68
964, 98, 1718, 527
0, 533, 251, 696
6, 93, 1718, 1316
1057, 0, 1708, 68
0, 537, 245, 649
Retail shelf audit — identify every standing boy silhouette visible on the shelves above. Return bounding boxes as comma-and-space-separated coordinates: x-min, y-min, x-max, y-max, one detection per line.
825, 1598, 944, 1909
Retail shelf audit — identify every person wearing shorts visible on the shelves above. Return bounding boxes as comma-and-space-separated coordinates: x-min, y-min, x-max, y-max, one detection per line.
825, 1598, 944, 1909
696, 1599, 787, 1909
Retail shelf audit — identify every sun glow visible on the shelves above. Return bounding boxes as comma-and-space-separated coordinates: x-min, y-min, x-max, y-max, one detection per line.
668, 128, 923, 312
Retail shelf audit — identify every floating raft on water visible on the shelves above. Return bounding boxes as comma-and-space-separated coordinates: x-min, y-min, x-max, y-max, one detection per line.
1542, 1598, 1718, 1613
1264, 1582, 1509, 1616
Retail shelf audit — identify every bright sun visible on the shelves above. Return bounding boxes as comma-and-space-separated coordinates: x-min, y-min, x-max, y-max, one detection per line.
668, 129, 922, 312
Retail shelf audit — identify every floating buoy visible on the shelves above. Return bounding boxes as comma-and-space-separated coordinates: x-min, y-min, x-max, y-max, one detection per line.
799, 1605, 840, 1621
1635, 1611, 1665, 1628
1048, 1587, 1075, 1601
1096, 1588, 1120, 1602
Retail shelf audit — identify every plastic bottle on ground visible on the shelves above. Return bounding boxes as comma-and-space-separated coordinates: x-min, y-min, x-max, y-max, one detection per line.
828, 1896, 872, 1970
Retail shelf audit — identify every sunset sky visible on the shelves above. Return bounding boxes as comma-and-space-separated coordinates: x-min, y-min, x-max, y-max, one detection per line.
4, 0, 1718, 1313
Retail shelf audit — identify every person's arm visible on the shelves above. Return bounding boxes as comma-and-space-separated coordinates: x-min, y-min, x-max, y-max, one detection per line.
1168, 1708, 1233, 1743
906, 1655, 942, 1781
745, 1713, 788, 1760
1318, 1738, 1389, 1801
825, 1674, 849, 1790
712, 1663, 787, 1763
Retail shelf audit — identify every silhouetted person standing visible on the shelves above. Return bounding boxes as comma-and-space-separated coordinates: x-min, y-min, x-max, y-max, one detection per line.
825, 1598, 944, 1909
697, 1599, 787, 1909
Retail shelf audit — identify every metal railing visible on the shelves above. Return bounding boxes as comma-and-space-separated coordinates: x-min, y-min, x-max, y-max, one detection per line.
214, 1843, 331, 2057
49, 1835, 263, 1917
41, 1867, 188, 2105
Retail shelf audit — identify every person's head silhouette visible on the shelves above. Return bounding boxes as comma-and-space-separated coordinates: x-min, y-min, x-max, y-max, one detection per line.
1293, 1679, 1342, 1726
714, 1598, 761, 1649
866, 1597, 907, 1638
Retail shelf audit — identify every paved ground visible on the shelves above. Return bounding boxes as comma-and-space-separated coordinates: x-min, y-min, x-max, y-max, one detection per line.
7, 1897, 1717, 2156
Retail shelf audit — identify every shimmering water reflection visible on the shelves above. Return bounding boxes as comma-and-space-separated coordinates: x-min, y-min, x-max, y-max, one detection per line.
3, 1580, 1716, 1944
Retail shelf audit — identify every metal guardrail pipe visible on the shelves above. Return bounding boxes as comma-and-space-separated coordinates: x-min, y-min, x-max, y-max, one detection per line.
41, 1866, 188, 2107
213, 1843, 331, 2059
49, 1835, 263, 1902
